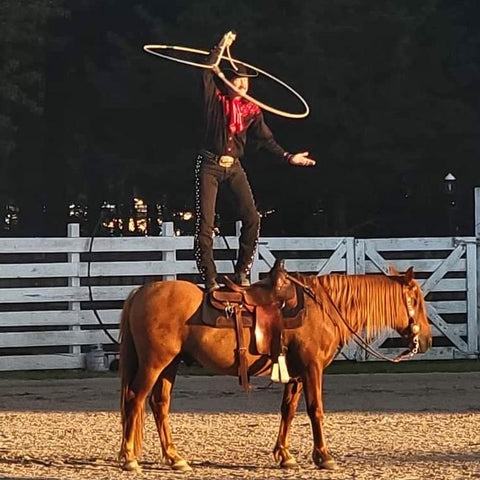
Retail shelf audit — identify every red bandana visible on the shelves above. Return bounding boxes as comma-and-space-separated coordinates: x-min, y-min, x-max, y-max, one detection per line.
217, 91, 261, 134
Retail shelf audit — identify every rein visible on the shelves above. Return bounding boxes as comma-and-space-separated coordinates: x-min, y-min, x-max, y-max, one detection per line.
285, 273, 420, 363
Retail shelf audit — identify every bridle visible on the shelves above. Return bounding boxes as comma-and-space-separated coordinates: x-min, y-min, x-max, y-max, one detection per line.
404, 294, 421, 357
284, 272, 421, 363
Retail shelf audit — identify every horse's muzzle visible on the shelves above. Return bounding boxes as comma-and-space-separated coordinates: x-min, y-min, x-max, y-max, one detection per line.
418, 334, 432, 353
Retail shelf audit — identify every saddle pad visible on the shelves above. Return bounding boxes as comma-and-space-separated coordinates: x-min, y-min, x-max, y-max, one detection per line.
280, 283, 305, 329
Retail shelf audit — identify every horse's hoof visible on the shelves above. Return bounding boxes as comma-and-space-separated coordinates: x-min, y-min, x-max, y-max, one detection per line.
122, 460, 141, 472
318, 459, 339, 470
172, 459, 192, 472
280, 458, 299, 469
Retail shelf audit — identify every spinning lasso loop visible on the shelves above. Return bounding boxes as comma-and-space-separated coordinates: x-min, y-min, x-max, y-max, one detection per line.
143, 44, 310, 119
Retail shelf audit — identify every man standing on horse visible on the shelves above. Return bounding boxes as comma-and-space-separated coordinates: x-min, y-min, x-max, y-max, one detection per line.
194, 31, 315, 292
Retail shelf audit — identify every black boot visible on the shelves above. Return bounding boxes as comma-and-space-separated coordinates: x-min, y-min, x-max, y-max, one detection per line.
233, 271, 250, 287
205, 277, 220, 293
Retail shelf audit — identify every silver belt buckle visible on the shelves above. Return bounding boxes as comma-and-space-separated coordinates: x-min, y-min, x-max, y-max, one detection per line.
219, 155, 234, 168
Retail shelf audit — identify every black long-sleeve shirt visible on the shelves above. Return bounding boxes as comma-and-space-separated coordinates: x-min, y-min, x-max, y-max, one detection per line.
201, 47, 286, 161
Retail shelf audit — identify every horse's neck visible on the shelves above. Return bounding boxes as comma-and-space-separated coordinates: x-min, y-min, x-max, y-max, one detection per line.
315, 274, 402, 341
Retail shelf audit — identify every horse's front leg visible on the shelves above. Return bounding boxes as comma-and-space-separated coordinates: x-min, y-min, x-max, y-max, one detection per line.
149, 359, 191, 472
273, 379, 303, 468
303, 364, 338, 470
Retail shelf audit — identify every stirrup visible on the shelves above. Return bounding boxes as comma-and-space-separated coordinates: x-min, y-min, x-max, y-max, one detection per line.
205, 279, 220, 293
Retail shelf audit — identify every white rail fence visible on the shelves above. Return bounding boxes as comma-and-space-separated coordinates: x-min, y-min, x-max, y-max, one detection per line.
0, 222, 479, 371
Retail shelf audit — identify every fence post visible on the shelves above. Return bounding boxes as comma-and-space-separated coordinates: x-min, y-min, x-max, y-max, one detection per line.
67, 223, 81, 359
354, 239, 365, 274
353, 238, 367, 361
474, 188, 480, 353
162, 221, 176, 280
345, 237, 356, 274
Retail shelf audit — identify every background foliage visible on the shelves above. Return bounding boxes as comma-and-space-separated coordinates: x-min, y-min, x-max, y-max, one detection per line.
1, 0, 479, 237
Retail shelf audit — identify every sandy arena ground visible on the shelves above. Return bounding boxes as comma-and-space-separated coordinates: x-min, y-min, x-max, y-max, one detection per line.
0, 372, 479, 480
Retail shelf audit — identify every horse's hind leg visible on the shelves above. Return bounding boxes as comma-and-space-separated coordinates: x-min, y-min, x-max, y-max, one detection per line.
273, 379, 303, 468
120, 365, 162, 472
149, 356, 192, 472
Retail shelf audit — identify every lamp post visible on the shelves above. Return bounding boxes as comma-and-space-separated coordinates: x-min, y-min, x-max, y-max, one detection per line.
443, 173, 457, 235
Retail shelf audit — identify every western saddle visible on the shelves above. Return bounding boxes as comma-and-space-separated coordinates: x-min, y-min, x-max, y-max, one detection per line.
201, 261, 304, 392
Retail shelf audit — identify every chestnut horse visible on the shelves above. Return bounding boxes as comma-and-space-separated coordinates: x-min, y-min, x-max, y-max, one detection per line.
118, 261, 431, 472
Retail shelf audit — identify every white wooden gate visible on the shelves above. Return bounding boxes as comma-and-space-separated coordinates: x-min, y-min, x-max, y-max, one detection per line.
251, 237, 356, 280
356, 237, 478, 360
0, 223, 479, 371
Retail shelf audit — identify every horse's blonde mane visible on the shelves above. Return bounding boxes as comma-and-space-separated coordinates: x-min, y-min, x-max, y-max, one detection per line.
297, 273, 407, 344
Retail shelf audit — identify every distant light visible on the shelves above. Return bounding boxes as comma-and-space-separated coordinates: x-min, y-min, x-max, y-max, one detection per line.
444, 173, 456, 195
260, 209, 276, 218
102, 202, 116, 211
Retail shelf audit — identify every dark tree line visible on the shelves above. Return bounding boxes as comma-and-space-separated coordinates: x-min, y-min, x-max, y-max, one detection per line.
1, 0, 479, 237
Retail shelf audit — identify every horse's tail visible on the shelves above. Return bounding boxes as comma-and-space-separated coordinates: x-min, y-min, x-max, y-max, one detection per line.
119, 287, 144, 459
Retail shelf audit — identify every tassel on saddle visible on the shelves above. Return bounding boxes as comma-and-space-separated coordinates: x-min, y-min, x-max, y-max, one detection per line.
271, 352, 290, 384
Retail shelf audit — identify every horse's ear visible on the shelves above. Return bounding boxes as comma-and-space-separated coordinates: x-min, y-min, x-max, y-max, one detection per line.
389, 265, 400, 276
404, 266, 414, 285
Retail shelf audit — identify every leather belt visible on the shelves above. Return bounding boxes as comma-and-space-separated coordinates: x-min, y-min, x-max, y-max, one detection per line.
200, 150, 236, 168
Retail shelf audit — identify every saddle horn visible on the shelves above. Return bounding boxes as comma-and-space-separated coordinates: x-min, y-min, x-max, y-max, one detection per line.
273, 259, 285, 271
272, 259, 288, 291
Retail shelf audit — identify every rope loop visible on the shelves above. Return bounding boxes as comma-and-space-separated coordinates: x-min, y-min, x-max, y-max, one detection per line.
143, 44, 310, 119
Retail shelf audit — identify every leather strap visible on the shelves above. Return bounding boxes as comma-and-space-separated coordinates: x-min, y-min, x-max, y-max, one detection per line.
234, 306, 250, 392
